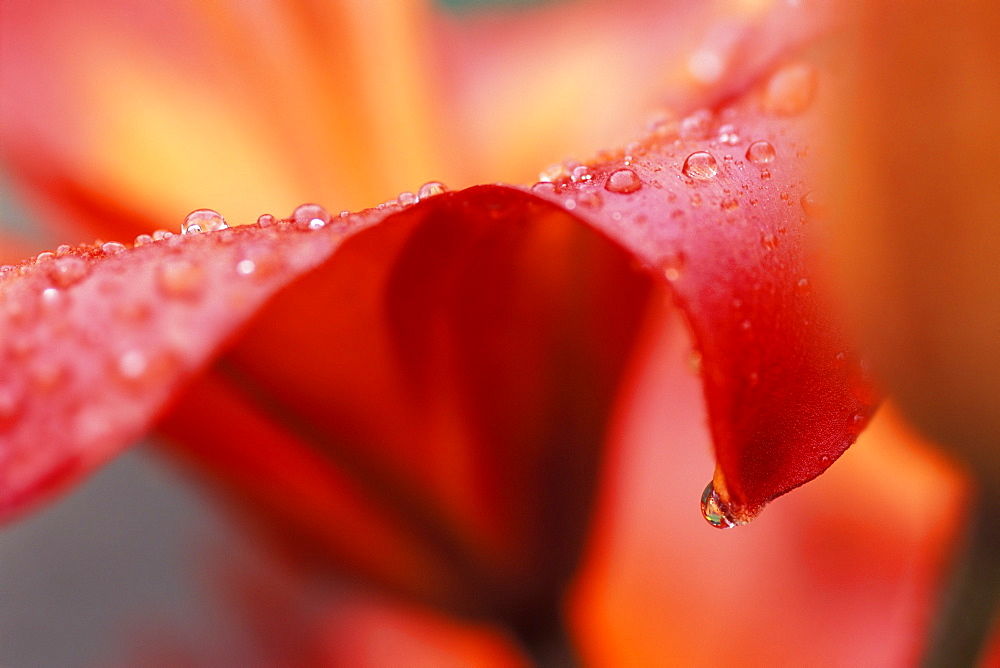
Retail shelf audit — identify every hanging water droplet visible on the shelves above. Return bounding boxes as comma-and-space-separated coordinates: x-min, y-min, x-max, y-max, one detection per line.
746, 140, 776, 165
682, 151, 719, 180
157, 260, 204, 299
762, 62, 818, 116
701, 482, 740, 529
182, 209, 228, 235
101, 241, 126, 255
50, 256, 89, 288
257, 214, 276, 228
292, 203, 330, 230
605, 169, 642, 194
396, 191, 417, 206
417, 181, 448, 200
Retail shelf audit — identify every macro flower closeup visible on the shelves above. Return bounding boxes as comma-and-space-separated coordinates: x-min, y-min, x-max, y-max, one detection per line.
0, 0, 985, 665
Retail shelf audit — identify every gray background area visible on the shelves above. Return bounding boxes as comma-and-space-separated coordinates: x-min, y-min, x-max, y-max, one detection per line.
0, 447, 249, 666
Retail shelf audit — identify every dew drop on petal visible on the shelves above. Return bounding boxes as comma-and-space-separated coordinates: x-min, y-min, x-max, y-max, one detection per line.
257, 214, 276, 228
571, 165, 593, 182
576, 190, 604, 209
717, 124, 740, 145
133, 234, 153, 247
746, 140, 776, 165
605, 168, 642, 194
761, 234, 779, 250
50, 256, 89, 288
36, 251, 55, 263
701, 482, 741, 529
682, 151, 719, 180
417, 181, 448, 200
55, 244, 73, 257
801, 191, 824, 218
680, 109, 713, 140
101, 241, 126, 255
182, 209, 228, 235
152, 230, 174, 241
397, 191, 417, 207
235, 259, 257, 276
531, 182, 557, 195
293, 203, 330, 230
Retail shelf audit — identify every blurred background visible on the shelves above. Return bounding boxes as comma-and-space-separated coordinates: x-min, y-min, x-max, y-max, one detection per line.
0, 0, 988, 665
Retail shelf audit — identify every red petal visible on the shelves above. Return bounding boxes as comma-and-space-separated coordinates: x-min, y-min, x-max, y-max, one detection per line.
526, 68, 877, 523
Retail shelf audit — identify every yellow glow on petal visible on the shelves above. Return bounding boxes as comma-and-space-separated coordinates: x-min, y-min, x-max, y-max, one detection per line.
77, 51, 303, 226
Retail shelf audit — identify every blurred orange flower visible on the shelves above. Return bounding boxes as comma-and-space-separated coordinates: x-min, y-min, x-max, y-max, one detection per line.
0, 0, 969, 664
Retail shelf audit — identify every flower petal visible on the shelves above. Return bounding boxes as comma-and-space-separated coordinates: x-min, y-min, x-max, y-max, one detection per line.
525, 65, 878, 522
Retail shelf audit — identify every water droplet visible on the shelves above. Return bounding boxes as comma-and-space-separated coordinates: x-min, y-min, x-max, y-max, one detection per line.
55, 244, 73, 257
605, 169, 642, 194
152, 230, 174, 241
760, 169, 771, 180
662, 253, 686, 281
720, 197, 739, 211
679, 109, 713, 140
575, 190, 603, 209
540, 163, 571, 183
39, 287, 66, 312
820, 455, 831, 464
746, 140, 776, 165
800, 191, 824, 218
157, 260, 204, 299
796, 277, 810, 293
682, 151, 719, 180
717, 124, 740, 145
36, 251, 55, 263
563, 198, 577, 211
101, 241, 126, 255
701, 482, 741, 529
257, 214, 276, 228
531, 182, 557, 195
761, 234, 779, 250
571, 165, 593, 182
762, 62, 818, 116
397, 191, 417, 206
293, 203, 330, 230
235, 259, 257, 276
182, 209, 228, 235
133, 234, 153, 247
417, 181, 448, 200
50, 256, 89, 288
